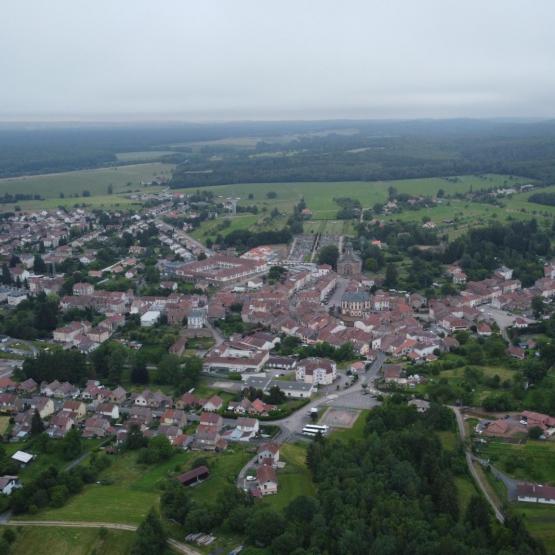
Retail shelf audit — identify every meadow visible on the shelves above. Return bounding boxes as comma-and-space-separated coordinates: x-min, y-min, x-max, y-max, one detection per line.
0, 162, 173, 201
186, 174, 534, 242
7, 527, 137, 555
24, 445, 250, 525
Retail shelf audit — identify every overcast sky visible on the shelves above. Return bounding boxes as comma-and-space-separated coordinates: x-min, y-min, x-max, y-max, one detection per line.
1, 0, 554, 121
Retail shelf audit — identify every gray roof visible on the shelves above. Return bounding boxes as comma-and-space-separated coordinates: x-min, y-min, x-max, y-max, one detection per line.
269, 379, 314, 392
342, 290, 369, 302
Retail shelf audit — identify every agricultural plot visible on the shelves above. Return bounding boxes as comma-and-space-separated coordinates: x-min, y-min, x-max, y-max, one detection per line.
0, 162, 173, 200
186, 174, 526, 243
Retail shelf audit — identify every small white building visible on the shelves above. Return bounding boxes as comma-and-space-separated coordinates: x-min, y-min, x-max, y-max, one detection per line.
0, 476, 21, 496
140, 310, 160, 327
11, 451, 34, 466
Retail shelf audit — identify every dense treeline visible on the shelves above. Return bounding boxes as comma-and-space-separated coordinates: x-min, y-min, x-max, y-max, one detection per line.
528, 192, 555, 206
442, 219, 550, 285
262, 400, 545, 555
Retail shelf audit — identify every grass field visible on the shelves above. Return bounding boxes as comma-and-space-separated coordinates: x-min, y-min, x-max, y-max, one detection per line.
516, 505, 555, 554
25, 449, 191, 524
8, 526, 137, 555
115, 151, 176, 162
185, 174, 529, 243
480, 440, 555, 484
262, 443, 315, 511
0, 416, 10, 435
0, 162, 173, 201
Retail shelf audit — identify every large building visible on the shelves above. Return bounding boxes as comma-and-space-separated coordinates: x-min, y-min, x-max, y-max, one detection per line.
296, 357, 337, 385
337, 244, 362, 277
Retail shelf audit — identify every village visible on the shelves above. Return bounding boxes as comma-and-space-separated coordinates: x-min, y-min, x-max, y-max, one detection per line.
0, 190, 552, 547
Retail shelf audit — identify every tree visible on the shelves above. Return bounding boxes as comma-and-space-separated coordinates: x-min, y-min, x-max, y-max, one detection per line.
131, 360, 149, 384
318, 245, 339, 269
532, 296, 545, 318
125, 424, 147, 450
107, 184, 113, 195
132, 508, 167, 555
31, 409, 45, 435
384, 263, 398, 288
465, 495, 491, 535
33, 255, 47, 274
161, 480, 191, 524
246, 508, 285, 546
61, 428, 82, 461
528, 426, 543, 439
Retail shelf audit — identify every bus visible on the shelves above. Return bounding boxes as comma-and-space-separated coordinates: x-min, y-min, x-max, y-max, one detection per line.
302, 424, 329, 437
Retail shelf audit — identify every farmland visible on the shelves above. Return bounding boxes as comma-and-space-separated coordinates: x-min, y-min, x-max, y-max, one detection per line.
7, 527, 137, 555
0, 162, 173, 202
184, 174, 536, 243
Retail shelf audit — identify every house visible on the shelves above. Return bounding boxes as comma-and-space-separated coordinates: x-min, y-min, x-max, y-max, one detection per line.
0, 476, 21, 496
199, 412, 223, 430
517, 483, 555, 505
507, 345, 525, 360
203, 395, 223, 412
73, 282, 94, 296
18, 378, 38, 394
295, 357, 337, 385
175, 392, 201, 410
82, 416, 112, 438
62, 400, 87, 419
188, 307, 207, 329
31, 397, 55, 419
48, 413, 75, 438
0, 393, 17, 414
236, 417, 259, 434
477, 323, 492, 337
97, 403, 119, 420
255, 464, 278, 496
520, 411, 555, 431
161, 408, 187, 428
110, 386, 127, 404
257, 442, 280, 466
177, 465, 210, 487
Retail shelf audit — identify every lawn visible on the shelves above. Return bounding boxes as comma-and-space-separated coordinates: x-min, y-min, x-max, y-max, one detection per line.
516, 505, 555, 554
262, 443, 315, 511
437, 430, 459, 452
187, 446, 251, 504
8, 526, 137, 555
480, 440, 555, 484
23, 449, 192, 524
0, 162, 174, 200
0, 416, 10, 435
454, 476, 478, 518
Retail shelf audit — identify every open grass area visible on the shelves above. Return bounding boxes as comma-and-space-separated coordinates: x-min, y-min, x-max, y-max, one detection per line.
516, 505, 555, 554
115, 151, 176, 162
480, 440, 555, 484
437, 430, 459, 452
455, 476, 478, 518
185, 174, 527, 244
8, 526, 137, 555
0, 416, 10, 435
187, 446, 251, 504
23, 449, 192, 524
262, 443, 315, 512
0, 162, 173, 198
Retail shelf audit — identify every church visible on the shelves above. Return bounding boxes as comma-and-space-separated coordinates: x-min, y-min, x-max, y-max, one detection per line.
337, 243, 362, 277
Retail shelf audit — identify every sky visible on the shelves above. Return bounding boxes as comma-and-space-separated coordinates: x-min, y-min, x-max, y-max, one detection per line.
1, 0, 555, 121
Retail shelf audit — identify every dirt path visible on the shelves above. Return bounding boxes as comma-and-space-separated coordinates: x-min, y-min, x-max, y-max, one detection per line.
0, 520, 202, 555
451, 406, 505, 523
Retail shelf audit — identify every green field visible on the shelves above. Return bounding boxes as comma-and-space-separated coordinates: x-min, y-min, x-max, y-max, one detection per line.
0, 162, 173, 201
23, 449, 191, 524
262, 443, 315, 511
115, 151, 176, 162
185, 174, 529, 243
480, 440, 555, 484
26, 446, 250, 525
516, 505, 555, 554
7, 526, 137, 555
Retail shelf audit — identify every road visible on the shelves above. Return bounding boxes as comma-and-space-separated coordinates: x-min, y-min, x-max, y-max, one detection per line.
451, 406, 505, 523
0, 520, 202, 555
268, 352, 385, 440
206, 320, 224, 346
